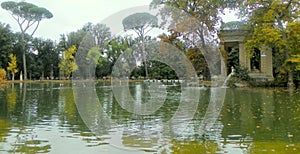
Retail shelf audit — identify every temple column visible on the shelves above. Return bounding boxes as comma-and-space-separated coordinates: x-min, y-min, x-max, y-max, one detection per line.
261, 46, 274, 80
220, 43, 227, 76
238, 42, 251, 70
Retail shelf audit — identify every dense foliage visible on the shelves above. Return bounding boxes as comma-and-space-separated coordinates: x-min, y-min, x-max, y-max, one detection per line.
58, 45, 78, 79
1, 1, 53, 80
239, 0, 300, 86
0, 68, 6, 81
7, 54, 18, 81
0, 0, 299, 87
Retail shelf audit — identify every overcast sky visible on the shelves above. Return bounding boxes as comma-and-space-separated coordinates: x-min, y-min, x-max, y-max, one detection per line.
0, 0, 238, 41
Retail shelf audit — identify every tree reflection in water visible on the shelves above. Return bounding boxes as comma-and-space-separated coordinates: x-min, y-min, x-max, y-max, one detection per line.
0, 82, 299, 153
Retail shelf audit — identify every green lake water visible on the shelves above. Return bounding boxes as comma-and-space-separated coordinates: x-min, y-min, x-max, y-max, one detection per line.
0, 82, 299, 154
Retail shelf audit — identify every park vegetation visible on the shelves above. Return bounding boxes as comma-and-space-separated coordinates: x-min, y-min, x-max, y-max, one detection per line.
0, 0, 299, 87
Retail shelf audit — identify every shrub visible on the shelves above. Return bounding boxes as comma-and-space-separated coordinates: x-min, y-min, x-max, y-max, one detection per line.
234, 66, 251, 81
0, 68, 7, 81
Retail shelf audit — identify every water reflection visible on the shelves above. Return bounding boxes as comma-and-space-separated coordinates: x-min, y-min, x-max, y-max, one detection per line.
0, 82, 299, 153
221, 88, 300, 153
6, 85, 17, 113
0, 119, 11, 143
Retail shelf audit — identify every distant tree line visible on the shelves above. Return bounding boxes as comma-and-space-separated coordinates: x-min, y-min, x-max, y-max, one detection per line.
0, 0, 299, 87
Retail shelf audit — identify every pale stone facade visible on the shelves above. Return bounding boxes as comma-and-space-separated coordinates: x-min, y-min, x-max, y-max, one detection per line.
218, 22, 274, 81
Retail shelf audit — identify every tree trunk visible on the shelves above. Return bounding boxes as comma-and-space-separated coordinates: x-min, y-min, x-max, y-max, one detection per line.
41, 71, 44, 80
12, 73, 15, 81
286, 52, 295, 89
278, 19, 294, 89
21, 33, 27, 80
22, 48, 27, 80
142, 36, 149, 79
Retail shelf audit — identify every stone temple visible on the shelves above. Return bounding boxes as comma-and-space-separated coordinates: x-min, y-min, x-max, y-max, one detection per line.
218, 21, 274, 81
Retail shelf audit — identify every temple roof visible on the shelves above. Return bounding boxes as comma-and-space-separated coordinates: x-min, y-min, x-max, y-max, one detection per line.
220, 21, 248, 30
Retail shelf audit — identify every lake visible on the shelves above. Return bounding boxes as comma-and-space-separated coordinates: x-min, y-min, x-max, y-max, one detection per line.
0, 82, 299, 153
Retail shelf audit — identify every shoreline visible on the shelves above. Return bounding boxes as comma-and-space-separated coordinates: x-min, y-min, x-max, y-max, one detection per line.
0, 79, 297, 88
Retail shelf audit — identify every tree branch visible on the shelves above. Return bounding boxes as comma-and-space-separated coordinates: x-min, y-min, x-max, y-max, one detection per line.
20, 18, 26, 27
133, 29, 142, 38
279, 0, 293, 19
144, 27, 154, 36
29, 20, 37, 27
23, 21, 31, 33
11, 14, 18, 22
30, 21, 40, 36
285, 0, 293, 10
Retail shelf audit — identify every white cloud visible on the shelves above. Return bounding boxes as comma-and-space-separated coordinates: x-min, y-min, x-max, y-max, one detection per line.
0, 0, 153, 41
0, 0, 239, 41
221, 9, 240, 23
